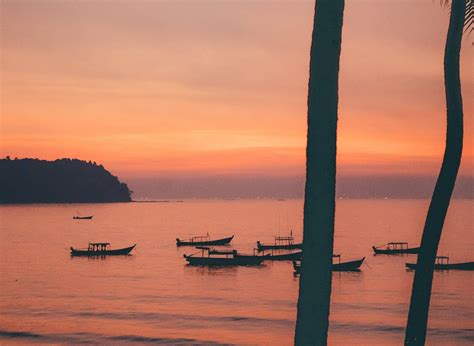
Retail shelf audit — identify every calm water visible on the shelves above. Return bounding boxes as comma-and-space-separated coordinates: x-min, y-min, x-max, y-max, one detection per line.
0, 199, 472, 345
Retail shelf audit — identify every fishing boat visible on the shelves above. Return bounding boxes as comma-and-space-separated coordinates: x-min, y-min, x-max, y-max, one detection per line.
372, 242, 419, 255
293, 255, 365, 274
257, 234, 302, 251
197, 246, 301, 261
70, 242, 136, 256
184, 248, 269, 266
195, 247, 234, 255
73, 215, 93, 220
259, 249, 303, 261
406, 256, 474, 271
176, 234, 234, 247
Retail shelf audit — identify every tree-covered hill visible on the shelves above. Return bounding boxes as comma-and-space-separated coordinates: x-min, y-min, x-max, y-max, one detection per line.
0, 158, 132, 203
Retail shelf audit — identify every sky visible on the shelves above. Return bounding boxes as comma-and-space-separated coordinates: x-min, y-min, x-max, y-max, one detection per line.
1, 0, 472, 198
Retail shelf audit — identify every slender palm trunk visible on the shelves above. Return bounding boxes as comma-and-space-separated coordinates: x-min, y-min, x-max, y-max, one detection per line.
294, 0, 344, 344
405, 1, 465, 344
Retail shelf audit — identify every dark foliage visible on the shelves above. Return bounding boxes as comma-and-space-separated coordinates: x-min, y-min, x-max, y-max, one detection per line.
0, 158, 132, 203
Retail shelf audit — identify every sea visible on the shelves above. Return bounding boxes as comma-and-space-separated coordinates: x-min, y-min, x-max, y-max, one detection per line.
0, 199, 472, 345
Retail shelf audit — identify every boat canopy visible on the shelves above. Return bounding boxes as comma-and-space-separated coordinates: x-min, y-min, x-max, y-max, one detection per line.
209, 249, 236, 255
274, 235, 294, 245
387, 242, 409, 250
275, 236, 293, 241
87, 242, 110, 251
436, 256, 449, 265
187, 247, 237, 259
191, 235, 210, 242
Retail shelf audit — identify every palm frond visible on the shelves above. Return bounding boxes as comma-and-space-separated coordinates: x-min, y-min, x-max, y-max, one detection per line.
439, 0, 473, 36
465, 0, 473, 34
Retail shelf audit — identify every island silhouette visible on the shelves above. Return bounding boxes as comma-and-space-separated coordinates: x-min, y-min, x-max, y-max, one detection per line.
0, 157, 132, 203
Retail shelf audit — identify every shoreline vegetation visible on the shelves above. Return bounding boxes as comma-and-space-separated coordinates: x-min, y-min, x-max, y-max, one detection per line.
0, 157, 471, 203
0, 158, 132, 204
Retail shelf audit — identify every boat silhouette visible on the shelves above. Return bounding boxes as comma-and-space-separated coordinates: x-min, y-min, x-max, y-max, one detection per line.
257, 234, 302, 251
176, 234, 234, 247
73, 215, 93, 220
406, 256, 473, 271
184, 247, 268, 266
70, 242, 136, 256
293, 255, 365, 273
372, 242, 419, 255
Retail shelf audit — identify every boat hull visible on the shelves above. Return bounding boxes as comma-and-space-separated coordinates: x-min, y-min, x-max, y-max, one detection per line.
372, 246, 419, 255
176, 235, 234, 247
267, 251, 303, 261
257, 242, 302, 251
293, 257, 365, 273
332, 258, 365, 271
406, 261, 474, 271
70, 244, 136, 256
185, 254, 267, 266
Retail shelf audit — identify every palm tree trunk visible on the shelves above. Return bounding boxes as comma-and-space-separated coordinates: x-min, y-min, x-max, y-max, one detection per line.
405, 1, 465, 344
294, 0, 344, 345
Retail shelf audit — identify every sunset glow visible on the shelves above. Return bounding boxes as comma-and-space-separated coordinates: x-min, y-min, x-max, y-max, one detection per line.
1, 1, 472, 181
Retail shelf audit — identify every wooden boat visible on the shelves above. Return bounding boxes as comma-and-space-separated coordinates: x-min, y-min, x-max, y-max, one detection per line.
406, 256, 474, 271
73, 216, 93, 220
372, 242, 419, 255
258, 249, 303, 261
197, 247, 301, 262
176, 234, 234, 247
331, 256, 365, 271
293, 255, 365, 274
195, 247, 235, 255
268, 250, 303, 261
70, 242, 136, 256
184, 248, 269, 266
257, 234, 302, 251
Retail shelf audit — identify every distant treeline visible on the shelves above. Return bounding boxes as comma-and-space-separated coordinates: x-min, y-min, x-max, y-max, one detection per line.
0, 158, 132, 203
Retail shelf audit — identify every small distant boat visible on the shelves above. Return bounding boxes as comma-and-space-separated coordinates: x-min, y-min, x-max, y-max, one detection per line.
184, 248, 269, 266
176, 234, 234, 247
73, 215, 93, 220
406, 256, 474, 271
70, 242, 136, 256
293, 255, 365, 274
372, 242, 419, 255
257, 234, 302, 251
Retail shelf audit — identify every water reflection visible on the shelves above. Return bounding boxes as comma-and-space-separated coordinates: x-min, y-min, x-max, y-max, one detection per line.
185, 265, 239, 276
0, 199, 472, 345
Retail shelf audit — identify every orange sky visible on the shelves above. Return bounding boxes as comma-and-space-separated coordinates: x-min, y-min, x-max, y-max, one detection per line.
1, 0, 472, 180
